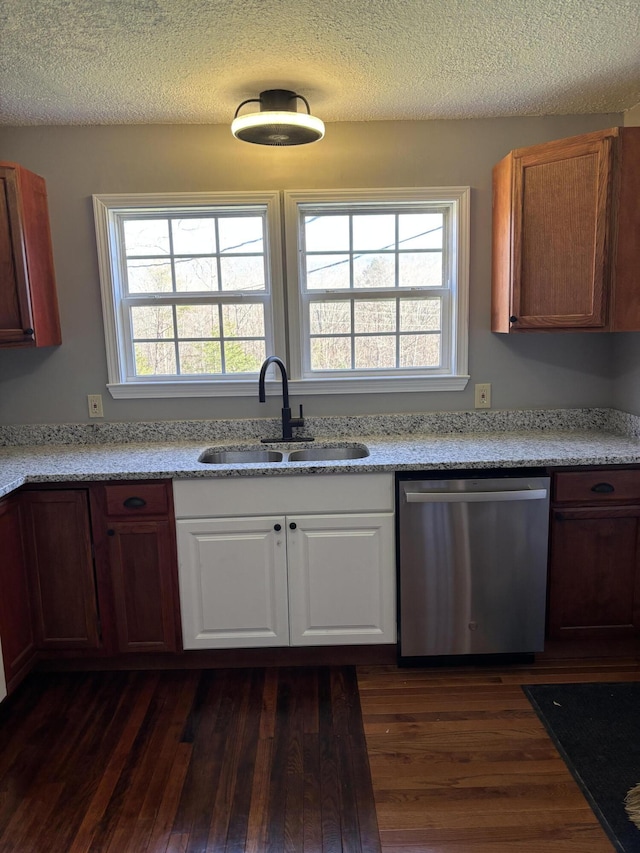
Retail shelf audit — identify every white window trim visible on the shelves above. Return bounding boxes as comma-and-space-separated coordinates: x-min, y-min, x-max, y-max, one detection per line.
283, 187, 470, 394
93, 191, 285, 398
94, 188, 469, 399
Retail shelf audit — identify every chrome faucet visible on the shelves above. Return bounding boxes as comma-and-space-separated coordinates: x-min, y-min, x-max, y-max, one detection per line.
258, 356, 314, 443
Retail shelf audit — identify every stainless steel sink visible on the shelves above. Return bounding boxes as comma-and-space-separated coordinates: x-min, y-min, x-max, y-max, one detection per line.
199, 448, 284, 464
287, 445, 370, 462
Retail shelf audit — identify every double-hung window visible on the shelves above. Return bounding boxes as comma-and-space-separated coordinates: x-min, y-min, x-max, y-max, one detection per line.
94, 187, 469, 398
93, 192, 284, 397
284, 188, 469, 393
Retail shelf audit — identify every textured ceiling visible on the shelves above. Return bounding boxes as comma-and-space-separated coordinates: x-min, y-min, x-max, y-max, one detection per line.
1, 0, 639, 126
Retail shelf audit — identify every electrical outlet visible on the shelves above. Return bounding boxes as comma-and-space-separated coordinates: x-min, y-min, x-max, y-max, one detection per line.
88, 394, 104, 418
474, 383, 491, 409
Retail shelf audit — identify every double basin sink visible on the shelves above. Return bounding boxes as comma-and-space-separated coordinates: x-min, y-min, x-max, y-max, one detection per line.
199, 443, 370, 465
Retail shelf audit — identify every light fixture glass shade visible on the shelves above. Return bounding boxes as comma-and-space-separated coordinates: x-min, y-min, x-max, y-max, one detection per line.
231, 90, 325, 146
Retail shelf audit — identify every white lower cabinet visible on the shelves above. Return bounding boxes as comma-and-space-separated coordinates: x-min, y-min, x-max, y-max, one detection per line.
174, 474, 396, 650
287, 513, 394, 646
176, 516, 289, 649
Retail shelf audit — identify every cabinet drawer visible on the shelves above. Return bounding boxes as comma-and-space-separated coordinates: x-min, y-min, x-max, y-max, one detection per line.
102, 483, 169, 517
554, 470, 640, 503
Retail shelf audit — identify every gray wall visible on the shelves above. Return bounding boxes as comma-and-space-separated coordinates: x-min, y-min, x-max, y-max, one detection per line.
0, 114, 621, 425
611, 105, 640, 416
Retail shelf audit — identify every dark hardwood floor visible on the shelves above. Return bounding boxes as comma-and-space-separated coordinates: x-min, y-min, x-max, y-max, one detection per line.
2, 658, 640, 852
0, 667, 380, 852
359, 658, 640, 853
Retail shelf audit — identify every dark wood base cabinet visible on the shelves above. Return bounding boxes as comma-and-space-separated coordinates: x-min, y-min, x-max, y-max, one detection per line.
90, 482, 182, 654
0, 481, 182, 694
0, 496, 36, 692
547, 470, 640, 643
21, 489, 100, 649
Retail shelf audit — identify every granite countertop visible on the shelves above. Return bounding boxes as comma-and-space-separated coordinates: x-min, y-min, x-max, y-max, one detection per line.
2, 423, 640, 500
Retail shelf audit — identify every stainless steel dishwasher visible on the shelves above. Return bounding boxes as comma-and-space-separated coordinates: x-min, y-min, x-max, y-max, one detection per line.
397, 473, 550, 663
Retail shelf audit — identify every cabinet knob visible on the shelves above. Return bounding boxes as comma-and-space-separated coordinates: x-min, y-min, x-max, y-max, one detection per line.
509, 316, 518, 323
107, 529, 115, 536
591, 482, 615, 494
289, 522, 297, 530
274, 523, 282, 531
23, 328, 34, 336
123, 496, 147, 508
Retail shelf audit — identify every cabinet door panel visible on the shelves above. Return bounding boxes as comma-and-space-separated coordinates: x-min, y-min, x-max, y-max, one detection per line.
512, 137, 611, 329
21, 490, 100, 649
548, 506, 640, 639
492, 129, 615, 333
0, 497, 36, 689
176, 516, 288, 649
107, 520, 179, 653
0, 163, 60, 347
287, 513, 395, 646
0, 168, 32, 342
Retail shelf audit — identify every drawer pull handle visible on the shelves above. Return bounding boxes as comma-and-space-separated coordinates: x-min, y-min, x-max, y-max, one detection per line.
123, 496, 147, 508
591, 483, 615, 494
289, 522, 297, 530
274, 523, 282, 532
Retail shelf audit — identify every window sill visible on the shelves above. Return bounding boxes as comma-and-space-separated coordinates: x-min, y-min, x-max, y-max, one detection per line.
107, 375, 470, 399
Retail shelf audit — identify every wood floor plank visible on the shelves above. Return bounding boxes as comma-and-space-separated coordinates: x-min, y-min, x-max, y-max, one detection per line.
358, 660, 640, 853
2, 658, 635, 852
68, 673, 160, 853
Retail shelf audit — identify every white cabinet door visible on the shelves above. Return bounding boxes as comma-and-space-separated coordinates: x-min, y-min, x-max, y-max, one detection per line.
287, 513, 395, 646
176, 516, 289, 649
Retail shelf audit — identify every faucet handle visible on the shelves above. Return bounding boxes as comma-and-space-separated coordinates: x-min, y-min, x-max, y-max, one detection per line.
298, 404, 304, 420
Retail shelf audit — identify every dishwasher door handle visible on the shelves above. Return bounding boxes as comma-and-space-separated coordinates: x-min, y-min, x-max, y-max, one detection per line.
404, 488, 548, 503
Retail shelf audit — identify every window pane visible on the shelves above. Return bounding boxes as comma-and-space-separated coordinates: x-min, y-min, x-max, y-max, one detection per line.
127, 259, 173, 293
220, 256, 265, 291
176, 305, 220, 338
124, 219, 170, 256
222, 303, 265, 338
306, 255, 350, 290
309, 301, 351, 335
134, 341, 176, 375
131, 306, 175, 340
305, 215, 349, 252
352, 214, 395, 250
355, 336, 396, 369
398, 252, 442, 287
310, 337, 351, 370
223, 339, 265, 373
353, 254, 395, 288
354, 300, 396, 333
175, 257, 218, 292
179, 341, 222, 374
400, 334, 441, 367
171, 218, 217, 254
218, 217, 263, 253
400, 298, 441, 331
399, 213, 443, 249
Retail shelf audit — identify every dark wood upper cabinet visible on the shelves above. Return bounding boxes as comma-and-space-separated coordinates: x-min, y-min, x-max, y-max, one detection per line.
0, 496, 36, 692
0, 161, 61, 347
492, 126, 640, 333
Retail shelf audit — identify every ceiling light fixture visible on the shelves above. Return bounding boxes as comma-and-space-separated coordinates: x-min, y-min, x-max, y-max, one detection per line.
231, 89, 325, 146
